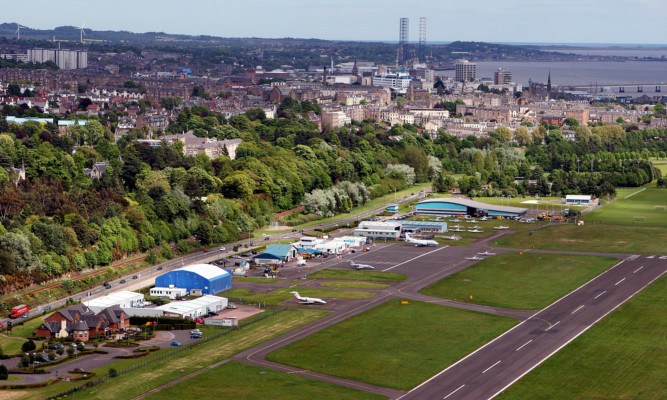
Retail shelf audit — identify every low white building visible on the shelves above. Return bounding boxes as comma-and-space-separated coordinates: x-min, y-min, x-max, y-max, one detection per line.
354, 221, 401, 240
150, 286, 188, 300
333, 236, 367, 248
155, 295, 228, 319
314, 241, 347, 255
293, 237, 324, 249
83, 291, 145, 313
565, 195, 593, 205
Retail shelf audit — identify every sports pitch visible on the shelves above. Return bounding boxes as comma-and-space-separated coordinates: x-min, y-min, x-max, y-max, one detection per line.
583, 187, 667, 226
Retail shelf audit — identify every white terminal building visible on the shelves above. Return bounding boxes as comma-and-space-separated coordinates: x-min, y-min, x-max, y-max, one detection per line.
354, 221, 402, 240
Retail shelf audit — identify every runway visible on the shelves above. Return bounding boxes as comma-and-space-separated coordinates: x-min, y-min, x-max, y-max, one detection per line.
398, 254, 666, 400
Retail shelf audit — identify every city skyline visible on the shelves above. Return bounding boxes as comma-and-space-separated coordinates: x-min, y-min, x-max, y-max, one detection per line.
3, 0, 667, 45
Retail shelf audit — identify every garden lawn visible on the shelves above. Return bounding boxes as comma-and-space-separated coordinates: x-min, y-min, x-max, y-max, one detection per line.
36, 310, 326, 400
144, 361, 384, 400
420, 253, 620, 309
223, 287, 375, 305
268, 300, 516, 390
498, 274, 666, 400
492, 224, 667, 254
0, 335, 30, 356
307, 268, 406, 282
583, 187, 667, 226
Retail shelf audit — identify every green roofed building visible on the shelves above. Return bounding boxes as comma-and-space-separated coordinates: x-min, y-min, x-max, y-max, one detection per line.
253, 244, 297, 265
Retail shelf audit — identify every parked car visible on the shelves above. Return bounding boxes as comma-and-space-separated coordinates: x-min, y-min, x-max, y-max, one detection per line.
227, 305, 237, 309
219, 247, 226, 252
203, 249, 209, 253
190, 329, 201, 335
171, 341, 182, 346
264, 237, 270, 241
241, 253, 252, 257
232, 255, 242, 259
208, 311, 218, 317
132, 275, 138, 279
190, 333, 202, 339
120, 279, 126, 284
157, 266, 163, 270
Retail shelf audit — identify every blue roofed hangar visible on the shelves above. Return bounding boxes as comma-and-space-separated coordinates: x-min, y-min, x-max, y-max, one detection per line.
415, 198, 527, 218
155, 264, 231, 295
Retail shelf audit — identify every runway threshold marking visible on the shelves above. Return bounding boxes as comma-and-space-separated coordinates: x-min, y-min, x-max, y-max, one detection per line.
482, 360, 501, 374
382, 246, 448, 272
545, 321, 560, 331
443, 384, 465, 399
594, 290, 606, 299
571, 305, 584, 314
515, 340, 532, 352
615, 278, 626, 286
634, 266, 643, 274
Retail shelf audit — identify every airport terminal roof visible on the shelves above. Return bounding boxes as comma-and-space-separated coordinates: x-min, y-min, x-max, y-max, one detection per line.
417, 197, 527, 214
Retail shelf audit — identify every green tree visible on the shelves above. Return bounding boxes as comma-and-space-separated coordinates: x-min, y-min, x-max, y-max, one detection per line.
0, 364, 8, 380
22, 339, 36, 353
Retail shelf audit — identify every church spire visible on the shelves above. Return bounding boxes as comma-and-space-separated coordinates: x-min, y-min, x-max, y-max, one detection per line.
547, 70, 552, 93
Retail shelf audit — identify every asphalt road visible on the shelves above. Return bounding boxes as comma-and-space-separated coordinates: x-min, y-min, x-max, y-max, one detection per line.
398, 254, 666, 400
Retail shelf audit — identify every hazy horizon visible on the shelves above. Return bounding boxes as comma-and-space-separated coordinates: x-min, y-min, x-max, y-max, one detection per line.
3, 1, 666, 45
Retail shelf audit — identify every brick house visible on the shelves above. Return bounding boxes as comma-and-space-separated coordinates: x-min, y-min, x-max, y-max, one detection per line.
36, 304, 127, 342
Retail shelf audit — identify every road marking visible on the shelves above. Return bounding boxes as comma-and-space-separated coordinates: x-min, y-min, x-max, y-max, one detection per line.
634, 266, 643, 274
545, 321, 560, 331
482, 360, 501, 374
382, 246, 447, 272
645, 255, 655, 259
515, 340, 532, 352
443, 384, 466, 399
572, 305, 584, 314
615, 278, 626, 286
594, 290, 606, 299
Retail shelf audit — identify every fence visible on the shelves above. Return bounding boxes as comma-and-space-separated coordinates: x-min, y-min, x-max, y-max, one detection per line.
45, 307, 286, 400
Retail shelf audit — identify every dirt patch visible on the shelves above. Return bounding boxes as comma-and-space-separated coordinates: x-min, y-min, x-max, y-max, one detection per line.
266, 225, 292, 231
0, 391, 30, 399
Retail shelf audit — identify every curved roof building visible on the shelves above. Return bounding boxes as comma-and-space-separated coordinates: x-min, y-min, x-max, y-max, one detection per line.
415, 198, 527, 217
155, 264, 231, 295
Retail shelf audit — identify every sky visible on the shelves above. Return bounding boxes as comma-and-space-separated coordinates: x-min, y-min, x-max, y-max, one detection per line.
4, 0, 667, 45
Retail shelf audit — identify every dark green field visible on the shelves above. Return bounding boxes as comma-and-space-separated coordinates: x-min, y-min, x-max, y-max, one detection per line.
420, 253, 619, 309
583, 187, 667, 226
144, 361, 385, 400
492, 224, 667, 254
268, 300, 516, 390
498, 275, 666, 400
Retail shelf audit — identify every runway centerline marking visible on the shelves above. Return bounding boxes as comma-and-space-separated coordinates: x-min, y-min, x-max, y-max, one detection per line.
615, 278, 626, 286
482, 360, 501, 374
572, 305, 584, 314
634, 266, 643, 274
443, 384, 465, 399
545, 321, 560, 331
594, 290, 606, 299
382, 246, 447, 272
515, 340, 532, 351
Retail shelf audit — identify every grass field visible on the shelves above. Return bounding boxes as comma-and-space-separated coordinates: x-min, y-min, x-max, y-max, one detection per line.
583, 187, 667, 226
420, 253, 620, 309
307, 268, 407, 282
319, 281, 390, 289
498, 274, 666, 400
0, 334, 30, 355
268, 300, 517, 390
492, 224, 667, 254
143, 361, 384, 400
223, 287, 376, 305
233, 277, 285, 283
34, 310, 327, 400
7, 312, 53, 339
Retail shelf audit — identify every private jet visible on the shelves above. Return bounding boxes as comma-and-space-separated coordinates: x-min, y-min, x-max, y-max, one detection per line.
450, 224, 463, 230
443, 235, 461, 241
349, 260, 374, 270
521, 218, 536, 224
290, 292, 327, 305
466, 220, 479, 224
468, 228, 484, 233
479, 217, 489, 221
494, 225, 509, 230
478, 250, 496, 256
466, 255, 484, 261
405, 232, 439, 247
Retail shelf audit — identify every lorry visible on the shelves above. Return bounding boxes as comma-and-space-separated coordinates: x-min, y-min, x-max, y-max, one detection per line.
10, 304, 29, 318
